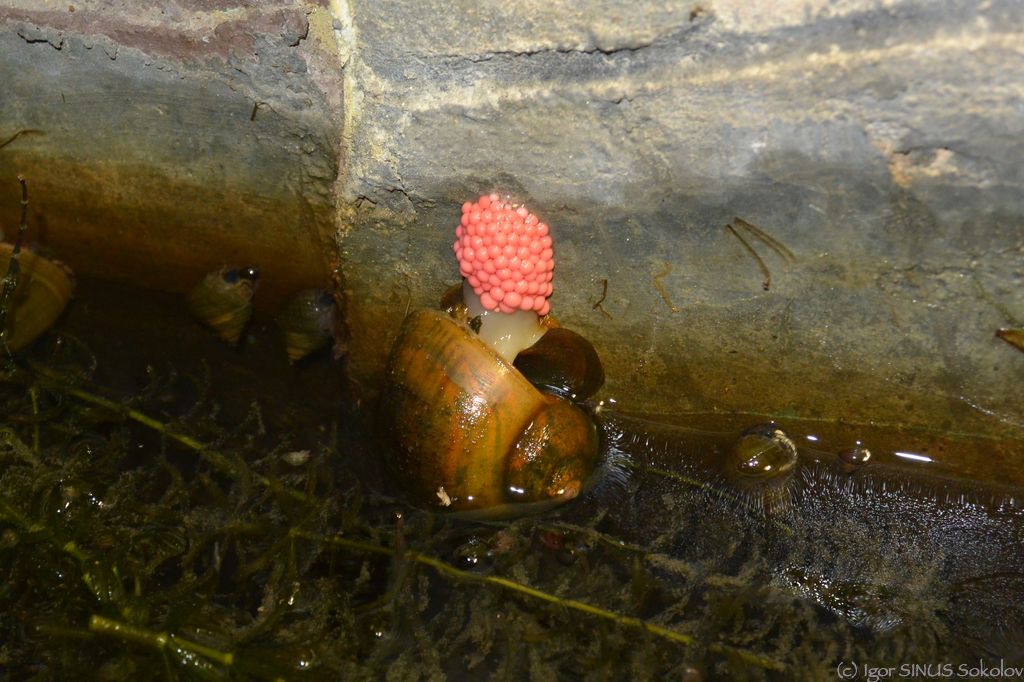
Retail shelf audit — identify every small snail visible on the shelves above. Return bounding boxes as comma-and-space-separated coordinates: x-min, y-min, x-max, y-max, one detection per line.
724, 422, 798, 515
187, 267, 258, 345
0, 177, 74, 352
380, 194, 604, 517
997, 328, 1024, 354
0, 247, 74, 352
276, 289, 338, 363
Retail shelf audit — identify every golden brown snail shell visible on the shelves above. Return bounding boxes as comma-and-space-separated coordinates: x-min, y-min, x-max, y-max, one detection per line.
380, 308, 600, 516
187, 267, 258, 346
276, 289, 337, 363
0, 243, 74, 352
997, 328, 1024, 353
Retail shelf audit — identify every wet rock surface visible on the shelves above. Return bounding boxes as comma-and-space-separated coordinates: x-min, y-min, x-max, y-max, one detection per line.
0, 1, 343, 311
1, 0, 1022, 436
338, 0, 1024, 437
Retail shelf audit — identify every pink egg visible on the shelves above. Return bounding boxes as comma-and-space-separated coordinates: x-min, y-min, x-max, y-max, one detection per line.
454, 196, 556, 315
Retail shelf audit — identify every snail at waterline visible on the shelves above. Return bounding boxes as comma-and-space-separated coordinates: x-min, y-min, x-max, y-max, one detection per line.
275, 288, 343, 363
723, 422, 799, 516
187, 266, 259, 346
0, 176, 74, 354
380, 194, 608, 517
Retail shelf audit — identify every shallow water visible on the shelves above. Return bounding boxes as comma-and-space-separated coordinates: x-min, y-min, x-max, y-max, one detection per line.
1, 276, 1022, 680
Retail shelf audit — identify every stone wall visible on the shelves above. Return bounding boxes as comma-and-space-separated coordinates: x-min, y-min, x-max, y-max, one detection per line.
338, 0, 1024, 437
0, 0, 344, 311
1, 0, 1021, 437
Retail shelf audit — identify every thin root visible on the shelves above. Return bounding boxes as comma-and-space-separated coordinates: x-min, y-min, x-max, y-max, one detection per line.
726, 223, 771, 291
653, 263, 679, 313
592, 278, 612, 319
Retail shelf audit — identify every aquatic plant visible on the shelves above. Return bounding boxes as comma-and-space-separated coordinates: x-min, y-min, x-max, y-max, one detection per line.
0, 343, 789, 679
6, 332, 1021, 680
1, 189, 1022, 679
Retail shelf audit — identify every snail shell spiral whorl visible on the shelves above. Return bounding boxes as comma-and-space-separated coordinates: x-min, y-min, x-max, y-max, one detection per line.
381, 309, 599, 516
187, 267, 258, 346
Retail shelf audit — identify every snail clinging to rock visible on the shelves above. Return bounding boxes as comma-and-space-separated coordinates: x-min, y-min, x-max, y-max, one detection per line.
380, 194, 605, 517
0, 176, 74, 354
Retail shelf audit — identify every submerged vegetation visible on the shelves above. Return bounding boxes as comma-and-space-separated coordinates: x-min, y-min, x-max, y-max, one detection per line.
0, 327, 759, 679
2, 287, 1023, 680
1, 182, 1023, 680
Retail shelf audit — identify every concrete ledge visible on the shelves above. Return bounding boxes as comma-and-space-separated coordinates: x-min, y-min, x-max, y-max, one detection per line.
336, 0, 1024, 438
0, 0, 345, 310
1, 0, 1021, 440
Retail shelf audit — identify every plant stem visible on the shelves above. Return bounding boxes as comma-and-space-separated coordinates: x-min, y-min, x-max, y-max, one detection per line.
30, 365, 307, 503
29, 384, 40, 454
89, 614, 235, 667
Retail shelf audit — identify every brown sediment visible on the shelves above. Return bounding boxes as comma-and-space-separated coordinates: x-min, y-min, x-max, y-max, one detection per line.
0, 155, 332, 314
614, 410, 1024, 490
